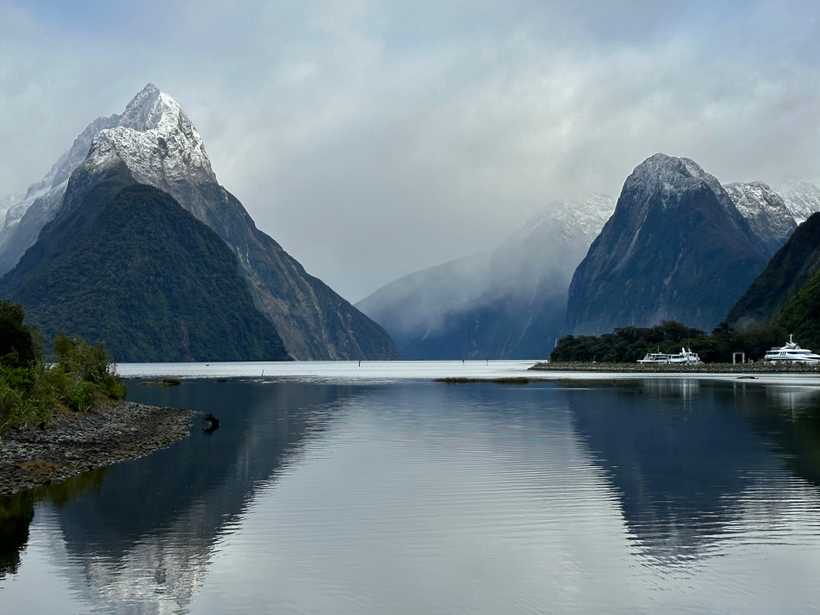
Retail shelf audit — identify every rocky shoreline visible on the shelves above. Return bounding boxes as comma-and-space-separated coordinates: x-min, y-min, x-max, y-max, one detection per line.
0, 401, 192, 496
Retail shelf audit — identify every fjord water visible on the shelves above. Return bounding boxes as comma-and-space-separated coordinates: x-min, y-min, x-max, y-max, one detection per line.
3, 375, 820, 613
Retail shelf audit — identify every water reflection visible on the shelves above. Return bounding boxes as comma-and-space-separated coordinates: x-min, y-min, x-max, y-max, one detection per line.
739, 385, 820, 488
2, 378, 820, 614
639, 378, 701, 401
0, 470, 106, 579
568, 379, 820, 567
0, 493, 32, 579
39, 381, 352, 613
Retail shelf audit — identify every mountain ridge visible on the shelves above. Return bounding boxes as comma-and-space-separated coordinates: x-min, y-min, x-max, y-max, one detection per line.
728, 212, 820, 328
0, 84, 396, 360
566, 153, 771, 334
359, 195, 614, 358
0, 163, 289, 362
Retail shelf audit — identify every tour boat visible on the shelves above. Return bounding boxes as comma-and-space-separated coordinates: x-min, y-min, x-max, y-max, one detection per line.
638, 348, 702, 365
763, 335, 820, 364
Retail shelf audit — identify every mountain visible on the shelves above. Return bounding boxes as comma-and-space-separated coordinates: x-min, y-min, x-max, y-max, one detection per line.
0, 107, 150, 274
566, 154, 771, 334
0, 194, 16, 228
0, 163, 289, 362
723, 182, 796, 254
358, 195, 614, 359
0, 84, 395, 360
727, 212, 820, 329
776, 179, 820, 224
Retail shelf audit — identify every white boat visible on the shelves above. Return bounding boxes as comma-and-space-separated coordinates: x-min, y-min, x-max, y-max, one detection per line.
638, 347, 702, 365
763, 335, 820, 364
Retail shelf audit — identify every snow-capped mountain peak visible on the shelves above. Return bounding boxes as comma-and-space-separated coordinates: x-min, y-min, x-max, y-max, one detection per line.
776, 179, 820, 224
723, 181, 796, 251
0, 84, 216, 274
85, 84, 214, 184
624, 153, 731, 213
513, 195, 614, 247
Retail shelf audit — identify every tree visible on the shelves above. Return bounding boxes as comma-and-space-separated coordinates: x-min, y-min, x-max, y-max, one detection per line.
0, 301, 38, 368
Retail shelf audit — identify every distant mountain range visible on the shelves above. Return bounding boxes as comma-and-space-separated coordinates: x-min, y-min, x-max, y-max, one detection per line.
358, 196, 614, 359
723, 182, 796, 255
0, 84, 396, 361
776, 179, 820, 224
567, 154, 819, 335
2, 85, 818, 360
361, 152, 820, 357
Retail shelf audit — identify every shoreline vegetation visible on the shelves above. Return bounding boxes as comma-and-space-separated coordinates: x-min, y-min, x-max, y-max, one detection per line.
435, 377, 533, 384
0, 301, 192, 496
550, 320, 792, 365
529, 362, 820, 374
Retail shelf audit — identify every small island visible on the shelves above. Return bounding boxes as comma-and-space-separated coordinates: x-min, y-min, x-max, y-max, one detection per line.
0, 302, 192, 495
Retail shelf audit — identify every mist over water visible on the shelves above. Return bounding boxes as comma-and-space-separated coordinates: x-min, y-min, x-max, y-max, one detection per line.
2, 376, 820, 614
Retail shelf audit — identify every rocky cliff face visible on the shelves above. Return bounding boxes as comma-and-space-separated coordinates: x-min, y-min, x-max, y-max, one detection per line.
358, 195, 614, 358
0, 84, 395, 360
776, 179, 820, 224
566, 154, 771, 334
723, 182, 797, 254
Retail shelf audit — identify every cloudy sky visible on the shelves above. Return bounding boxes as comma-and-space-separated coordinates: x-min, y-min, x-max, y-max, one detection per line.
1, 1, 819, 301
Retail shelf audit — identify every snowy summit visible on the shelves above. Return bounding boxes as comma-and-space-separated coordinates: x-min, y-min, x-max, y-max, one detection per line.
85, 83, 215, 184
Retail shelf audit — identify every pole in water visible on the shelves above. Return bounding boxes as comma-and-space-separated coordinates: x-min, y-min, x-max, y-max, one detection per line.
358, 360, 361, 367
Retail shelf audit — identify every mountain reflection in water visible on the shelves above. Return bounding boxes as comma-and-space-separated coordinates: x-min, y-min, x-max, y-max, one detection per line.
567, 380, 820, 567
1, 377, 820, 614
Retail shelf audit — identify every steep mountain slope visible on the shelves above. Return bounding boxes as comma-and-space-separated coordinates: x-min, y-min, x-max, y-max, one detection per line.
0, 104, 158, 274
0, 164, 288, 362
0, 84, 395, 360
776, 179, 820, 224
723, 182, 796, 253
728, 212, 820, 328
566, 154, 771, 334
776, 266, 820, 351
358, 196, 614, 359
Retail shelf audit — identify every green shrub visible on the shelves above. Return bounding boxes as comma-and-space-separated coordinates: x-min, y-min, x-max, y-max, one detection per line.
0, 302, 126, 432
67, 381, 98, 413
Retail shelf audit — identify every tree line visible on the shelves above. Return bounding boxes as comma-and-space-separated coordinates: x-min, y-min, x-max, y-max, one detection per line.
551, 320, 787, 363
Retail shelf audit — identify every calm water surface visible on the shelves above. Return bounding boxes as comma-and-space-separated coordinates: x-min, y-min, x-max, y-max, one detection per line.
2, 376, 820, 614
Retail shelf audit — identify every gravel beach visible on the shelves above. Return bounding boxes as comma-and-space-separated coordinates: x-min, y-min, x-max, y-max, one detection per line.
0, 402, 192, 496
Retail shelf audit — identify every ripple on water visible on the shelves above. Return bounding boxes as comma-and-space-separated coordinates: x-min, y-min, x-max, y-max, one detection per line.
2, 378, 820, 614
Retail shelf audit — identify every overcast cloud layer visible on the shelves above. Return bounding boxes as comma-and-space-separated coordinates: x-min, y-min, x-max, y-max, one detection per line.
1, 1, 819, 301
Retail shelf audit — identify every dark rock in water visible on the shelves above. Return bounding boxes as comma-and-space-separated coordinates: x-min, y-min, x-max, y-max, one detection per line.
203, 413, 220, 434
567, 154, 771, 334
143, 378, 183, 387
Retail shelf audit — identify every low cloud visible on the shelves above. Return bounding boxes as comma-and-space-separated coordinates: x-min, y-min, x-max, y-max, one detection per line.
1, 1, 819, 300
